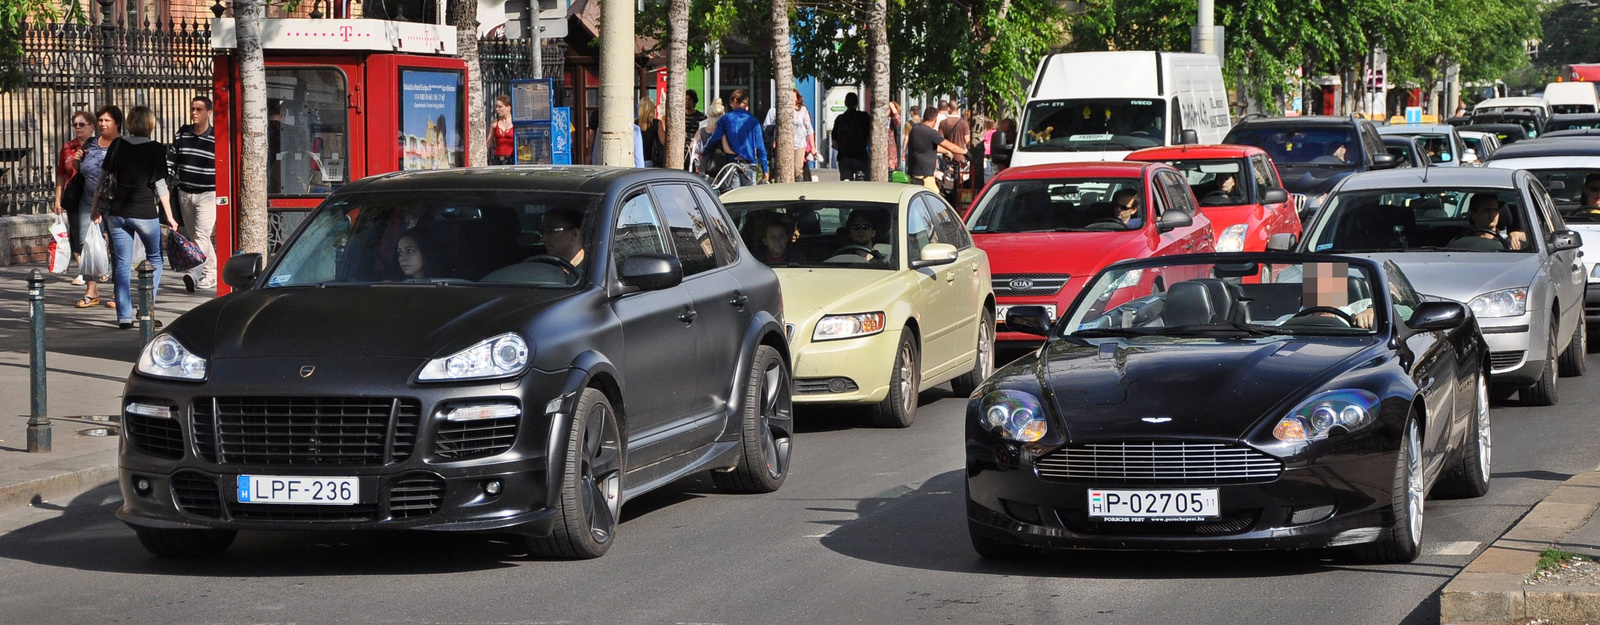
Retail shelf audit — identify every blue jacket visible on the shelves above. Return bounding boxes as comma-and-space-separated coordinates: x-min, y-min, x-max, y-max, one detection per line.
702, 108, 767, 172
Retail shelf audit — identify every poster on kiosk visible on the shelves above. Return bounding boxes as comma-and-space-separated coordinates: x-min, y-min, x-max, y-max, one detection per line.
512, 78, 553, 164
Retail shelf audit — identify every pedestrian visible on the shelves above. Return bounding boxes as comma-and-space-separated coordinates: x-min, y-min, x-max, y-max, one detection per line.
700, 89, 767, 188
636, 97, 663, 167
886, 101, 903, 174
830, 91, 871, 181
54, 110, 94, 276
93, 105, 179, 329
72, 105, 122, 309
169, 95, 218, 292
906, 106, 966, 192
939, 101, 972, 166
694, 98, 726, 176
682, 89, 707, 170
490, 95, 515, 165
765, 88, 813, 182
935, 100, 950, 126
980, 117, 997, 174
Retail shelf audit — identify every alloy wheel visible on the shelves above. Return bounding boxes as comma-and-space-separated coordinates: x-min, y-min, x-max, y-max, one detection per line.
1477, 373, 1492, 480
580, 403, 622, 544
759, 359, 792, 479
977, 318, 995, 380
1405, 421, 1424, 546
899, 343, 917, 416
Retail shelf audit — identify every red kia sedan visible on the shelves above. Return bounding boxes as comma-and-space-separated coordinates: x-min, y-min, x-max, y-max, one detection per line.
963, 162, 1215, 346
1125, 144, 1302, 252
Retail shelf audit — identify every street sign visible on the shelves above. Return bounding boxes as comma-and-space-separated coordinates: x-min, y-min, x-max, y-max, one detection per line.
505, 0, 567, 40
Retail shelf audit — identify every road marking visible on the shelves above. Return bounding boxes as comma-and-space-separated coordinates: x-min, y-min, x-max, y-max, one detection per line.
1428, 541, 1482, 556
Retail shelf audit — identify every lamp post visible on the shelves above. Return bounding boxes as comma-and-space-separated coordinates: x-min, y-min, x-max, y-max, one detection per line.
99, 0, 115, 106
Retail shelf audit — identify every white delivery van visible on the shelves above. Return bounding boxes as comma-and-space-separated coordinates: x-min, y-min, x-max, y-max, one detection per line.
1472, 96, 1552, 120
1544, 82, 1599, 114
1010, 51, 1230, 168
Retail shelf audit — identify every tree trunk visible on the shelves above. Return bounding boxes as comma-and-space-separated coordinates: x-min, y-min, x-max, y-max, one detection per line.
453, 0, 485, 167
769, 0, 793, 183
867, 0, 888, 182
235, 0, 269, 256
665, 0, 688, 170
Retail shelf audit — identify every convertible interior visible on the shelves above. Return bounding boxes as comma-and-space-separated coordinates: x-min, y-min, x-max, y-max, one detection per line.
1078, 268, 1378, 333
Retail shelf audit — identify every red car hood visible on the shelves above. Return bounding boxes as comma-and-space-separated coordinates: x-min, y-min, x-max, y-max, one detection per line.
974, 230, 1155, 304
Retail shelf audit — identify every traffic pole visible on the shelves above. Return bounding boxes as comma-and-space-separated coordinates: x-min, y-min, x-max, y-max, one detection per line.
27, 270, 51, 453
1196, 0, 1216, 57
138, 260, 155, 344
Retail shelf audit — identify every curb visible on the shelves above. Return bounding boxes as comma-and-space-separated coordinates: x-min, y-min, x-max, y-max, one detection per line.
0, 461, 119, 516
1441, 470, 1600, 624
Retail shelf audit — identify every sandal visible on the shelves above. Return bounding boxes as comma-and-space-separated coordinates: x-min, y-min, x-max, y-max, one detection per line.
74, 296, 99, 308
104, 299, 116, 308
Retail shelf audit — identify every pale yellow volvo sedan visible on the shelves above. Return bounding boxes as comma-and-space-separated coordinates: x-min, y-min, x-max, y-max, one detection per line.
721, 183, 995, 427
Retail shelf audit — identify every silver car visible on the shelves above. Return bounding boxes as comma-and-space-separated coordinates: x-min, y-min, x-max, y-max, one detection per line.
1378, 124, 1471, 167
1483, 137, 1600, 338
1290, 167, 1588, 405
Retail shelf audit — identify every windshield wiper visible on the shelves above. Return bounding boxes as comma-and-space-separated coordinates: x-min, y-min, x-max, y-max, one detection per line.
1070, 328, 1152, 338
1158, 322, 1281, 337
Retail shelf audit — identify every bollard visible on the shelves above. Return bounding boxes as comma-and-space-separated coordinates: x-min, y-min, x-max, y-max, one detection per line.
26, 270, 51, 453
137, 260, 155, 345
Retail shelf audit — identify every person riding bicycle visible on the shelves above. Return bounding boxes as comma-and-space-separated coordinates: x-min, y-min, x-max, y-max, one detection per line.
700, 89, 768, 189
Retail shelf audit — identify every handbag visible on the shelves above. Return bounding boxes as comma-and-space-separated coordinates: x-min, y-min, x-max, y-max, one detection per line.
165, 227, 206, 273
47, 214, 71, 273
94, 139, 121, 207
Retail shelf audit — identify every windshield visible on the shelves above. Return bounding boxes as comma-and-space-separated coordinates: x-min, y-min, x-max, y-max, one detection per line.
1225, 126, 1360, 168
722, 200, 899, 269
262, 191, 602, 288
1019, 99, 1166, 152
1528, 168, 1600, 215
1165, 159, 1250, 206
1550, 117, 1600, 131
966, 178, 1145, 233
1062, 259, 1389, 338
1306, 188, 1535, 253
1406, 134, 1457, 164
1551, 105, 1597, 115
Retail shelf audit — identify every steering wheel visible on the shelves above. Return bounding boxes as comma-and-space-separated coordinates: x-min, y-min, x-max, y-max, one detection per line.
830, 245, 883, 260
1290, 306, 1354, 325
1084, 217, 1126, 230
1449, 229, 1509, 249
521, 254, 579, 281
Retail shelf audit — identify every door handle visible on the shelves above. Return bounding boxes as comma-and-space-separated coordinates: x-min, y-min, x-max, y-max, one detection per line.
678, 308, 698, 324
729, 292, 748, 309
946, 273, 956, 283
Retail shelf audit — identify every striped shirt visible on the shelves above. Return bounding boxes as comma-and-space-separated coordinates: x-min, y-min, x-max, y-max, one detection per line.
167, 123, 215, 193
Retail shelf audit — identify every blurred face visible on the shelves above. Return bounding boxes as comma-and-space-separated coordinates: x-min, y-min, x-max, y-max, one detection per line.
846, 217, 876, 245
763, 225, 790, 256
396, 235, 425, 279
190, 100, 211, 127
97, 113, 117, 138
1303, 262, 1349, 309
1469, 196, 1502, 230
71, 116, 92, 140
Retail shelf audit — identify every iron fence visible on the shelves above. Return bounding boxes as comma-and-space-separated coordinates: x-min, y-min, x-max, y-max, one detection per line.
480, 38, 567, 122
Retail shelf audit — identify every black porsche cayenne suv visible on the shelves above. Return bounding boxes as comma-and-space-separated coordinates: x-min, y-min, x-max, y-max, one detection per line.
117, 166, 793, 559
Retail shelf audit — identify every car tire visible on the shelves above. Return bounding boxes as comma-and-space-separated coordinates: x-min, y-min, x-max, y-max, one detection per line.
950, 309, 996, 398
870, 333, 920, 428
712, 345, 792, 494
527, 388, 622, 560
1352, 417, 1423, 564
134, 527, 236, 558
1559, 308, 1587, 377
1436, 371, 1492, 499
969, 521, 1032, 560
1523, 324, 1561, 407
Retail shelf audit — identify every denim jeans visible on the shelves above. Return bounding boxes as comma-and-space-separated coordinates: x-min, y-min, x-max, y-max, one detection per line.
107, 215, 163, 323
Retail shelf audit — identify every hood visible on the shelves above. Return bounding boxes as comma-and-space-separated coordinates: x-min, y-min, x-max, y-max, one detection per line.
975, 231, 1153, 287
1008, 149, 1134, 168
1347, 252, 1542, 302
181, 287, 575, 360
775, 268, 904, 318
1039, 337, 1371, 440
1276, 165, 1357, 195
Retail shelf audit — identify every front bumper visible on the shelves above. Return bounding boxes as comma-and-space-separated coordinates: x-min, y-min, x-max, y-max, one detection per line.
1479, 311, 1549, 386
117, 356, 570, 535
789, 329, 900, 405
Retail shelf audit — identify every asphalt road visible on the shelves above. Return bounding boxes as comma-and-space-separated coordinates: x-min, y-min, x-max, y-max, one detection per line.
1, 354, 1599, 625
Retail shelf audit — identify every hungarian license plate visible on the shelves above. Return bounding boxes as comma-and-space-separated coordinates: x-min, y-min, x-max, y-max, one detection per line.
1088, 489, 1219, 520
237, 475, 359, 505
996, 304, 1056, 325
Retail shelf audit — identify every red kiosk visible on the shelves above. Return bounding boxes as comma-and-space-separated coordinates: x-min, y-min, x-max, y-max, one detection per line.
209, 18, 469, 293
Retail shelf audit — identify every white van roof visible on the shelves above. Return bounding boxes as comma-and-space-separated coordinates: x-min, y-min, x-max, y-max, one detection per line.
1475, 96, 1550, 111
1029, 51, 1222, 100
1544, 82, 1599, 106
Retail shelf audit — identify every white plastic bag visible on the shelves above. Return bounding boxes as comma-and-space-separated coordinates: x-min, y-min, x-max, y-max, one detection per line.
80, 226, 109, 279
47, 214, 71, 274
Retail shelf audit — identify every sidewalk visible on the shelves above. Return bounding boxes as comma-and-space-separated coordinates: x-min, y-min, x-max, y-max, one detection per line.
0, 261, 209, 513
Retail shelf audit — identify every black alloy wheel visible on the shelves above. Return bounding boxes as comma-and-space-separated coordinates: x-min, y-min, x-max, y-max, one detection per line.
134, 527, 237, 558
1559, 307, 1587, 377
871, 333, 921, 428
1354, 417, 1423, 563
529, 388, 623, 559
950, 308, 996, 397
1524, 322, 1561, 406
713, 345, 793, 493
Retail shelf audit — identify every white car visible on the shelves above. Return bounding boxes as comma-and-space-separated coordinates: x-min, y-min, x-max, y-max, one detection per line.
1458, 130, 1502, 164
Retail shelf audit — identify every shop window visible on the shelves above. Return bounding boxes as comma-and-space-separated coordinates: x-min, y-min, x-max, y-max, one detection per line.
267, 68, 350, 197
399, 69, 465, 171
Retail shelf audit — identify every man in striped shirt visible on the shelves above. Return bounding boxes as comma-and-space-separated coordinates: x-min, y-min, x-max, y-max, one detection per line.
169, 96, 217, 292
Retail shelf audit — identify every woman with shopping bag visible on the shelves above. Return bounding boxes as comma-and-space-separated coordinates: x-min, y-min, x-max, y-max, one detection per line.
72, 105, 121, 309
92, 105, 179, 330
53, 111, 93, 271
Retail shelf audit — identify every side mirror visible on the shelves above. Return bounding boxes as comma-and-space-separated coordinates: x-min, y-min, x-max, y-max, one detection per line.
1004, 305, 1053, 337
222, 253, 263, 290
1157, 210, 1193, 233
1179, 129, 1200, 145
910, 242, 959, 269
1260, 187, 1290, 205
1408, 301, 1468, 331
1266, 232, 1296, 252
1550, 229, 1583, 252
618, 253, 683, 291
1371, 153, 1400, 169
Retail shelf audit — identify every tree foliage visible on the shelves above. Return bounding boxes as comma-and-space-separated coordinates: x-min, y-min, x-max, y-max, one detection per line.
1536, 0, 1599, 71
0, 0, 55, 92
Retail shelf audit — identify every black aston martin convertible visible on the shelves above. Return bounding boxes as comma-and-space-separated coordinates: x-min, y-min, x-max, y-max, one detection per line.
966, 253, 1491, 563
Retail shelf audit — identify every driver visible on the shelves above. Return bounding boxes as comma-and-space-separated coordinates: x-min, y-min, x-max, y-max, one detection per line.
1202, 173, 1242, 204
1582, 173, 1600, 209
1277, 262, 1375, 329
541, 206, 587, 274
1111, 189, 1142, 226
837, 210, 887, 259
1464, 194, 1527, 250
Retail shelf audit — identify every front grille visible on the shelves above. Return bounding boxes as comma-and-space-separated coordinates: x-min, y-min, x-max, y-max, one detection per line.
230, 503, 379, 522
1058, 509, 1260, 536
794, 377, 860, 395
125, 414, 184, 460
435, 417, 518, 460
992, 273, 1070, 296
1036, 441, 1282, 485
1292, 193, 1309, 215
192, 397, 420, 466
1490, 350, 1525, 370
170, 471, 223, 519
389, 474, 446, 519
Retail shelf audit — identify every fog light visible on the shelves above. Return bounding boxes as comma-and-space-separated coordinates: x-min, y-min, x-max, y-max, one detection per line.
1290, 503, 1336, 525
133, 477, 152, 496
483, 480, 502, 495
125, 402, 174, 419
827, 378, 849, 393
444, 403, 521, 422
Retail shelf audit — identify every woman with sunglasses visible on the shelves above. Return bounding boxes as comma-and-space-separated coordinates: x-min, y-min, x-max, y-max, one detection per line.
1582, 173, 1600, 209
54, 111, 94, 278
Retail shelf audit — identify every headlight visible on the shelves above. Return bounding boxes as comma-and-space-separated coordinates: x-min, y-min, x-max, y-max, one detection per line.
1272, 389, 1380, 442
1216, 224, 1249, 253
136, 334, 207, 381
1308, 193, 1328, 210
1467, 288, 1528, 318
812, 312, 886, 341
1109, 269, 1142, 289
418, 333, 529, 382
980, 389, 1048, 443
